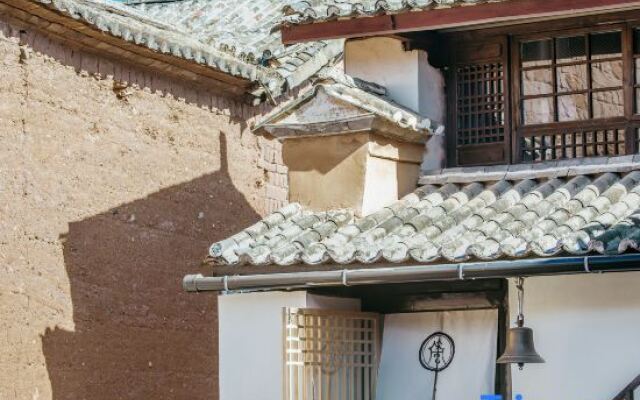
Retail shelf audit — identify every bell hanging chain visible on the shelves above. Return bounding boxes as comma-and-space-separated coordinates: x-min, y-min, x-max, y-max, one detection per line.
516, 277, 525, 328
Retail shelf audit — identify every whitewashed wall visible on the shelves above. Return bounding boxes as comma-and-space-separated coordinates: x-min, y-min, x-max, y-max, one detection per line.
218, 291, 360, 400
344, 37, 447, 170
509, 272, 640, 400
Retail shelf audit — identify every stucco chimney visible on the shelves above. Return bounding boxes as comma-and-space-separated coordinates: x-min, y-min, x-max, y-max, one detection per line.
255, 80, 437, 217
282, 132, 424, 216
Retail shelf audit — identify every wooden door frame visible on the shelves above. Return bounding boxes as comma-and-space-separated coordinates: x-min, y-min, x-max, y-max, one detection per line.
310, 279, 511, 399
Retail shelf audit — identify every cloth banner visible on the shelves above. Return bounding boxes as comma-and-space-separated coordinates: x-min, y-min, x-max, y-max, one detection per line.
376, 309, 498, 400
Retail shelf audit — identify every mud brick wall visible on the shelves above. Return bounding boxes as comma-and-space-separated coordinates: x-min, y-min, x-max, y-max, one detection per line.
0, 17, 287, 400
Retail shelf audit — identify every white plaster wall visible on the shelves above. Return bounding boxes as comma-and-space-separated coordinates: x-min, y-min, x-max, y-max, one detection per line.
218, 291, 308, 400
509, 273, 640, 400
362, 155, 401, 216
218, 291, 361, 400
345, 37, 421, 113
345, 37, 447, 171
419, 51, 447, 171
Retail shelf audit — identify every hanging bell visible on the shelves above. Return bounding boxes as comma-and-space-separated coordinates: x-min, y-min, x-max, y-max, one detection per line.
497, 277, 545, 370
497, 325, 545, 370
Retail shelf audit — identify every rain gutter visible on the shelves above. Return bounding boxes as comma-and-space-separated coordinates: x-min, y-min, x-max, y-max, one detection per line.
183, 253, 640, 294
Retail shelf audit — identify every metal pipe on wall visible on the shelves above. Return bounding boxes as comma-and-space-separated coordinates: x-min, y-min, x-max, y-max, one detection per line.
183, 253, 640, 293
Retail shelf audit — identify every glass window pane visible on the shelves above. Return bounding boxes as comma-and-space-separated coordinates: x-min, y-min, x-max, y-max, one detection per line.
556, 36, 586, 62
523, 97, 554, 125
635, 58, 640, 84
634, 29, 640, 54
522, 40, 552, 67
557, 64, 588, 92
558, 94, 589, 121
591, 31, 622, 59
635, 88, 640, 114
593, 90, 624, 118
522, 68, 553, 96
592, 60, 623, 89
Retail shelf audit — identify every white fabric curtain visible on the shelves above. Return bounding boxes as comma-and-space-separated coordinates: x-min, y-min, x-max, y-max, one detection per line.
376, 309, 498, 400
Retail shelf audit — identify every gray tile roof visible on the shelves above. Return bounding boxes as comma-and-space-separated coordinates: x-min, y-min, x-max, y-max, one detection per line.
209, 166, 640, 267
27, 0, 342, 98
129, 0, 344, 96
283, 0, 509, 25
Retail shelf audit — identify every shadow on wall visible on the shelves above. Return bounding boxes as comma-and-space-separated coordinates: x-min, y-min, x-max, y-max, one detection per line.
41, 134, 260, 399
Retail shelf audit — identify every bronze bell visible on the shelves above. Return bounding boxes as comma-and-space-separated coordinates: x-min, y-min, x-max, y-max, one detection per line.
497, 278, 544, 370
497, 325, 545, 370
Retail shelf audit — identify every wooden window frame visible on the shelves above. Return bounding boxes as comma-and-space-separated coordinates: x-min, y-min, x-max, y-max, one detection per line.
446, 37, 512, 167
512, 23, 638, 163
442, 12, 640, 167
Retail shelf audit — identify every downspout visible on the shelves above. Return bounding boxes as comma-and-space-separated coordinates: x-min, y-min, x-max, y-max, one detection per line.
183, 253, 640, 294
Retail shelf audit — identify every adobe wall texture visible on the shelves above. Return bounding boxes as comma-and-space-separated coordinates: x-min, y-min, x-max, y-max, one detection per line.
0, 18, 287, 400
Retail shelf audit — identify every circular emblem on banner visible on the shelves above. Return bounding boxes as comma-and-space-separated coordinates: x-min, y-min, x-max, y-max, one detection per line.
419, 332, 455, 372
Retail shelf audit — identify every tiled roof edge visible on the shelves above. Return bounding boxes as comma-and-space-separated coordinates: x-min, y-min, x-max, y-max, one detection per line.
28, 0, 292, 94
281, 0, 506, 26
420, 155, 640, 185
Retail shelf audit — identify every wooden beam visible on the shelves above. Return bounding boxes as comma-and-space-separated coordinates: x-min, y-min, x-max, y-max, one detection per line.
282, 14, 394, 44
395, 0, 640, 31
282, 0, 640, 44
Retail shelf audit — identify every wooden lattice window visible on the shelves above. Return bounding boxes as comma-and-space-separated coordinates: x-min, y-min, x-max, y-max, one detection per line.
521, 125, 627, 161
445, 17, 640, 166
514, 27, 635, 162
456, 63, 505, 145
284, 308, 380, 400
448, 39, 511, 166
519, 31, 624, 125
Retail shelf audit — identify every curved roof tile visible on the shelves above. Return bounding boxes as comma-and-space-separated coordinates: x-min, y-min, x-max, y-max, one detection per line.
26, 0, 343, 98
209, 166, 640, 267
282, 0, 510, 25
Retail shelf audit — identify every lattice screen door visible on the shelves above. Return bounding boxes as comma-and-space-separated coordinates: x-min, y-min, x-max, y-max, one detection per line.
284, 308, 381, 400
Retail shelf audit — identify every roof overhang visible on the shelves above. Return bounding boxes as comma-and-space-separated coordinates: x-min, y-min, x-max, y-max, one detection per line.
260, 114, 427, 144
282, 0, 640, 44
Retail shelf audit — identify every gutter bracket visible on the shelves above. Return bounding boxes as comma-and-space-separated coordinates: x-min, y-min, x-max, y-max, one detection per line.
584, 257, 591, 273
458, 264, 465, 280
223, 275, 230, 294
341, 269, 350, 286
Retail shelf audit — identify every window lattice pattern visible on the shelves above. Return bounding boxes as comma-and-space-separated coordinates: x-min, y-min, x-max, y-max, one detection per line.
456, 63, 505, 146
284, 308, 380, 400
520, 31, 624, 125
521, 128, 626, 162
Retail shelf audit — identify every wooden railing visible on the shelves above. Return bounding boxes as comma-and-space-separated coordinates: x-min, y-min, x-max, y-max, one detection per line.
612, 375, 640, 400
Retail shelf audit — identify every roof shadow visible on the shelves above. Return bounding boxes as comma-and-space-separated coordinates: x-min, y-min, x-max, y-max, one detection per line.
41, 133, 260, 399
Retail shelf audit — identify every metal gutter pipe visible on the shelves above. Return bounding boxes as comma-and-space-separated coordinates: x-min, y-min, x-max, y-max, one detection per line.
183, 253, 640, 293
